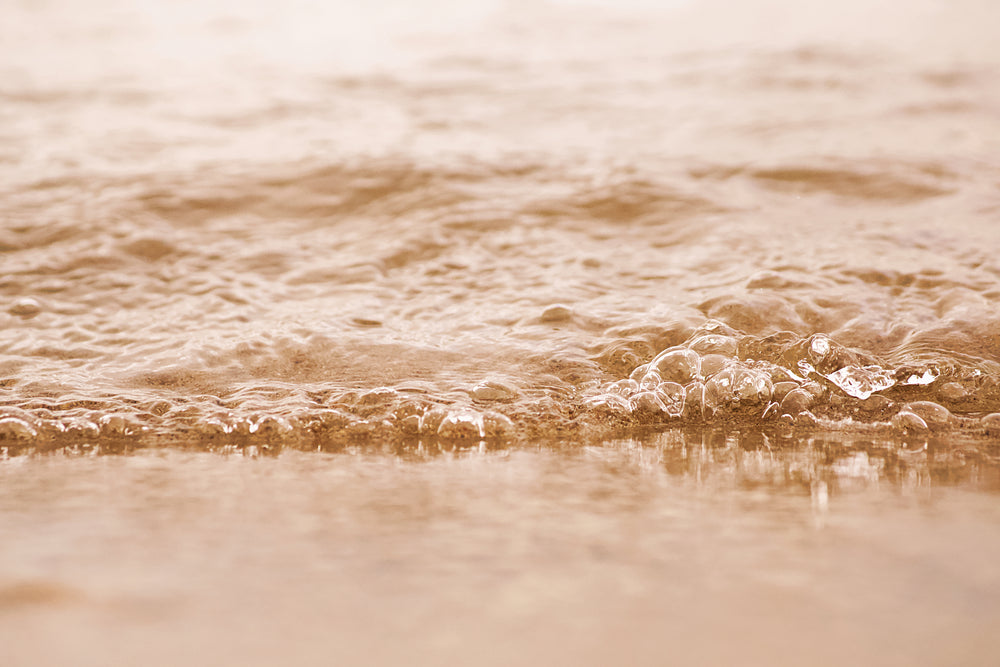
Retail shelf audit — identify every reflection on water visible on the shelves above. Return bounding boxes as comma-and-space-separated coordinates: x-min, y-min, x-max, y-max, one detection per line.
3, 0, 1000, 446
2, 434, 1000, 666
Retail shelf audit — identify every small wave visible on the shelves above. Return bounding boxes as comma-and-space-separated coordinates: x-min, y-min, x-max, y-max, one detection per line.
4, 319, 1000, 454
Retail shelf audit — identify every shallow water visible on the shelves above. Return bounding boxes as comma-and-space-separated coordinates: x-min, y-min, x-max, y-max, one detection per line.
2, 0, 1000, 663
3, 437, 1000, 666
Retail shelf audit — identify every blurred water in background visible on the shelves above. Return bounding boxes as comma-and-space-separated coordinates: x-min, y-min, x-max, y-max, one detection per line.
2, 0, 1000, 664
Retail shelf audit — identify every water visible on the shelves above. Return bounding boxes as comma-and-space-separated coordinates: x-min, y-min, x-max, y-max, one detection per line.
2, 0, 1000, 664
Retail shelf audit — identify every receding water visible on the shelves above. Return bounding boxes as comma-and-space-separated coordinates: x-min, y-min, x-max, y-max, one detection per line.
2, 0, 1000, 664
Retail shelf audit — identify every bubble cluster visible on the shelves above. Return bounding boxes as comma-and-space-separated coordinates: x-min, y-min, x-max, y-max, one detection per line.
583, 320, 996, 437
1, 317, 1000, 452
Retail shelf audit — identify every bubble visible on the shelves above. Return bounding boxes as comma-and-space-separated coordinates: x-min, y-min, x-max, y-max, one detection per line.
692, 319, 736, 337
306, 409, 355, 434
483, 412, 515, 438
703, 373, 731, 414
586, 393, 633, 421
772, 381, 800, 403
200, 417, 233, 436
63, 417, 101, 440
35, 419, 65, 440
437, 410, 485, 439
357, 387, 399, 408
824, 365, 895, 399
346, 420, 379, 438
780, 388, 814, 415
99, 413, 138, 436
8, 297, 42, 318
794, 410, 819, 427
251, 415, 293, 438
891, 410, 928, 434
938, 382, 968, 401
801, 381, 826, 399
982, 413, 1000, 435
655, 382, 685, 417
607, 379, 639, 397
649, 348, 701, 384
629, 364, 650, 383
392, 402, 425, 421
682, 381, 706, 421
399, 414, 422, 435
699, 354, 728, 378
419, 407, 449, 435
629, 391, 668, 420
540, 304, 573, 323
704, 367, 772, 414
470, 381, 517, 402
809, 334, 831, 360
902, 401, 953, 429
733, 369, 772, 404
688, 334, 737, 357
0, 417, 38, 441
227, 416, 255, 437
852, 395, 896, 420
639, 370, 662, 391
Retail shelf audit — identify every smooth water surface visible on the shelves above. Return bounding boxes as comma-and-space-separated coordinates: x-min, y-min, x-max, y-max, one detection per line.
2, 435, 1000, 666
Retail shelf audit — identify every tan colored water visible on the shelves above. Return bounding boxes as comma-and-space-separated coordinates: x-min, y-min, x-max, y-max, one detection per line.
2, 0, 1000, 664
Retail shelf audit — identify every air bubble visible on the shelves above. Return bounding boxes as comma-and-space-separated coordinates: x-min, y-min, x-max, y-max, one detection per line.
99, 413, 137, 436
629, 364, 650, 383
8, 297, 42, 318
399, 414, 421, 435
357, 387, 399, 407
703, 367, 772, 413
649, 348, 701, 384
780, 388, 814, 415
60, 418, 99, 439
688, 334, 737, 357
891, 410, 928, 433
655, 382, 685, 417
251, 415, 292, 438
540, 304, 573, 323
682, 381, 706, 421
703, 373, 731, 413
470, 381, 517, 402
639, 370, 662, 391
692, 319, 736, 337
630, 391, 668, 419
437, 410, 485, 439
809, 334, 831, 360
902, 401, 953, 429
938, 382, 967, 401
794, 410, 819, 427
586, 392, 633, 416
699, 354, 728, 378
345, 420, 378, 438
982, 413, 1000, 435
0, 417, 38, 441
201, 417, 233, 436
772, 381, 799, 403
419, 407, 448, 435
483, 412, 515, 438
607, 379, 639, 397
733, 369, 772, 404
